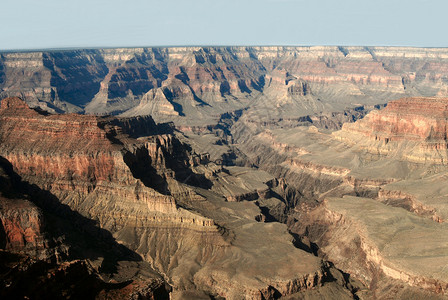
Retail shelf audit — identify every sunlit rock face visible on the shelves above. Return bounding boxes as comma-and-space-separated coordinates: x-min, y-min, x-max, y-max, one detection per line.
3, 46, 448, 299
340, 97, 448, 141
227, 95, 448, 298
0, 97, 357, 299
2, 46, 448, 125
335, 97, 448, 164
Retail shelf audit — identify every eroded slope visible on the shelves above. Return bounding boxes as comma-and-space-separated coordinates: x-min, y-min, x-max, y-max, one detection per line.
228, 97, 448, 298
3, 46, 448, 128
0, 97, 356, 299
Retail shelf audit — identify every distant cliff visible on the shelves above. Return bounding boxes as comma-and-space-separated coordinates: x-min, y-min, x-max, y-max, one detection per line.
0, 97, 345, 299
2, 46, 448, 125
335, 97, 448, 163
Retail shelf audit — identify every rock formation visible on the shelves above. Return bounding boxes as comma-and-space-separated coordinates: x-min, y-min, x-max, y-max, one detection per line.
228, 96, 448, 298
0, 157, 49, 258
0, 147, 170, 299
0, 97, 360, 299
2, 46, 448, 126
3, 45, 448, 299
335, 97, 448, 164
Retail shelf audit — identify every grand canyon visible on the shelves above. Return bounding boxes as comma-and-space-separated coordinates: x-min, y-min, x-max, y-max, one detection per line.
0, 46, 447, 299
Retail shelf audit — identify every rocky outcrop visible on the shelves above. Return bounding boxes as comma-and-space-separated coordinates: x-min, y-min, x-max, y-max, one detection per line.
0, 97, 356, 299
0, 97, 220, 262
0, 149, 171, 299
378, 189, 444, 222
291, 196, 448, 297
2, 46, 448, 126
0, 198, 47, 257
340, 97, 448, 141
221, 94, 448, 298
0, 97, 178, 215
0, 154, 49, 258
335, 97, 448, 164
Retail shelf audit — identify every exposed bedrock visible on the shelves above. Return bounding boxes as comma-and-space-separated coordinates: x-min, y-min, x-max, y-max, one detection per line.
0, 153, 171, 299
290, 197, 448, 299
0, 198, 47, 258
0, 97, 357, 299
2, 46, 448, 127
3, 46, 448, 298
226, 97, 448, 298
335, 97, 448, 164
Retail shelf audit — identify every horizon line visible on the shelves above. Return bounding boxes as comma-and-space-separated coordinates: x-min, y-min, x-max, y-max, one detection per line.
2, 44, 448, 53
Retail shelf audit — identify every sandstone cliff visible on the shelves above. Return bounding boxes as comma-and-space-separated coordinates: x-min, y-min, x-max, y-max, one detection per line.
2, 46, 448, 127
335, 97, 448, 164
0, 97, 357, 299
226, 96, 448, 298
0, 151, 170, 299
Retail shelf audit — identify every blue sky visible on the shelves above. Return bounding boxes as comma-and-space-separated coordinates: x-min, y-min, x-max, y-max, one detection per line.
1, 0, 446, 50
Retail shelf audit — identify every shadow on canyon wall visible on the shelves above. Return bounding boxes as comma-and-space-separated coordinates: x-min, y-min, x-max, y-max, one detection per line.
0, 155, 142, 272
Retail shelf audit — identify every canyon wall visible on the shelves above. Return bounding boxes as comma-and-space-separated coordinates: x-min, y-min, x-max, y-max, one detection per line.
3, 46, 448, 299
2, 46, 448, 126
0, 154, 171, 299
335, 97, 448, 164
0, 97, 356, 299
228, 96, 448, 299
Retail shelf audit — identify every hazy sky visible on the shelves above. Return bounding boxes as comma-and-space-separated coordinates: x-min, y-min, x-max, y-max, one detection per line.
1, 0, 447, 50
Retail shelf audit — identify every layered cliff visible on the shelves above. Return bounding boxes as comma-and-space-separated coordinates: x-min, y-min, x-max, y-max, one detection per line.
2, 46, 448, 126
0, 155, 49, 258
0, 97, 217, 292
0, 149, 170, 299
291, 196, 448, 298
0, 97, 358, 299
0, 97, 179, 216
335, 97, 448, 164
226, 96, 448, 298
3, 46, 448, 298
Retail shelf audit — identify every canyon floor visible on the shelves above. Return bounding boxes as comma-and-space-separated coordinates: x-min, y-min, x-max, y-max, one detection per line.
0, 46, 448, 299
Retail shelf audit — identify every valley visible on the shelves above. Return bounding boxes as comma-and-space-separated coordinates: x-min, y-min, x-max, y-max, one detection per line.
1, 46, 448, 299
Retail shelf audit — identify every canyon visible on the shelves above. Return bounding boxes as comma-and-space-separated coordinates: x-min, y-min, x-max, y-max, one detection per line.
1, 46, 448, 299
2, 46, 448, 123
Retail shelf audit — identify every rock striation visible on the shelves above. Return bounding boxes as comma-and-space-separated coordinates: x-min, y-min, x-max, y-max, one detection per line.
339, 97, 448, 141
0, 150, 170, 299
293, 196, 448, 298
2, 46, 448, 126
4, 46, 448, 298
0, 97, 356, 299
0, 155, 49, 258
227, 96, 448, 298
0, 97, 219, 293
335, 97, 448, 164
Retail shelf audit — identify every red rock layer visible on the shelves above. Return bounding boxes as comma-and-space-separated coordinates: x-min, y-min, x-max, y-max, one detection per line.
0, 197, 47, 257
7, 46, 448, 118
0, 97, 178, 215
339, 97, 448, 142
333, 97, 448, 164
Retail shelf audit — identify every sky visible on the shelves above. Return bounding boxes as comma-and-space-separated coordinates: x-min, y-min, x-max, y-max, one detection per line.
1, 0, 447, 50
